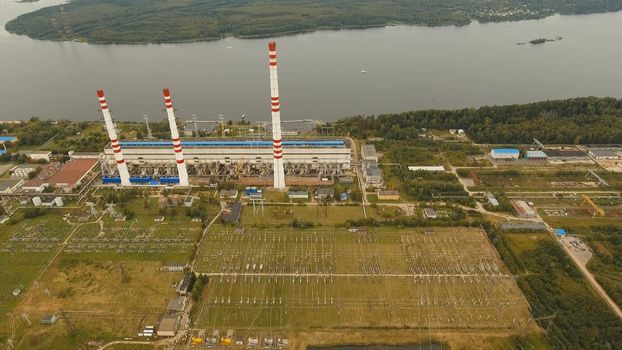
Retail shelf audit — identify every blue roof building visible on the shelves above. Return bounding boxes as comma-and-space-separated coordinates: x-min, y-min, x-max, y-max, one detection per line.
491, 148, 520, 160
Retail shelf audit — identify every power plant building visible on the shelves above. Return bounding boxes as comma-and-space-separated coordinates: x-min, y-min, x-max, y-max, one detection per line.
98, 42, 351, 187
101, 140, 351, 183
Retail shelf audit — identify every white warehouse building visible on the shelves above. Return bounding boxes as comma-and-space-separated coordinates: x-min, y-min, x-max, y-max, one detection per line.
491, 148, 520, 160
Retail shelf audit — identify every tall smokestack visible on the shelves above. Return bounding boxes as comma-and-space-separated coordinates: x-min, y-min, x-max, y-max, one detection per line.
163, 88, 189, 186
269, 41, 286, 189
97, 89, 131, 186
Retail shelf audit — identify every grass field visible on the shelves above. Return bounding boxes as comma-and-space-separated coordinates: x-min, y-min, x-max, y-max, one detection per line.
0, 215, 73, 317
0, 204, 203, 348
193, 226, 532, 342
11, 259, 182, 349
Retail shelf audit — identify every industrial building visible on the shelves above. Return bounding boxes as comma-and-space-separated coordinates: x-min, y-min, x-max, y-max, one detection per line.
524, 150, 548, 161
511, 200, 537, 218
490, 148, 520, 160
97, 42, 351, 187
21, 151, 52, 162
157, 314, 180, 337
484, 192, 499, 207
361, 144, 378, 162
0, 179, 24, 194
176, 272, 196, 296
9, 164, 38, 178
315, 187, 335, 200
423, 208, 438, 219
588, 148, 620, 160
288, 191, 309, 199
101, 139, 351, 184
363, 161, 382, 186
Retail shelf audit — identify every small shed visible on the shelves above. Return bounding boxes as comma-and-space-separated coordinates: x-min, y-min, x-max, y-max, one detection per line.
338, 176, 354, 184
423, 208, 438, 219
40, 314, 58, 325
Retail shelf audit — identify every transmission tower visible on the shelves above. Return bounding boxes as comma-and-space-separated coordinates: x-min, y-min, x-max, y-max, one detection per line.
143, 115, 153, 139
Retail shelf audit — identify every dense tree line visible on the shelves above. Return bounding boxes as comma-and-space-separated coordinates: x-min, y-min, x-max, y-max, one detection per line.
483, 223, 622, 349
586, 225, 622, 311
335, 97, 622, 144
6, 0, 622, 43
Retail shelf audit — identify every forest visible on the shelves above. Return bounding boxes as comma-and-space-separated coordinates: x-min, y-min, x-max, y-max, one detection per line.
6, 0, 622, 43
334, 97, 622, 144
483, 223, 622, 350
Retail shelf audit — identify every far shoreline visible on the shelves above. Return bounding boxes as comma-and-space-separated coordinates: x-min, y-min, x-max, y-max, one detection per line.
5, 8, 622, 46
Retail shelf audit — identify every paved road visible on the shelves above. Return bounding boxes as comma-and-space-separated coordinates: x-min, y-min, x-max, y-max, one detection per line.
553, 233, 622, 319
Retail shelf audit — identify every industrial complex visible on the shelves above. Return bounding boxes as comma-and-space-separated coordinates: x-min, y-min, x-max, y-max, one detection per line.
98, 42, 352, 188
2, 41, 622, 350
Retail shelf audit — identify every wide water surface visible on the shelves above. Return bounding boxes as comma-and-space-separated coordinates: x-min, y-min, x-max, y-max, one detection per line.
1, 0, 621, 122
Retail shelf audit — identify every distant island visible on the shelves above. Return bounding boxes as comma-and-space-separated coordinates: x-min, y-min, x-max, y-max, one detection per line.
5, 0, 622, 44
517, 36, 563, 45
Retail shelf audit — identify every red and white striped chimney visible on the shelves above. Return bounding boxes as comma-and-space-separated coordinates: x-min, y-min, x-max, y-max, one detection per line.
97, 89, 131, 186
268, 41, 286, 189
163, 88, 189, 186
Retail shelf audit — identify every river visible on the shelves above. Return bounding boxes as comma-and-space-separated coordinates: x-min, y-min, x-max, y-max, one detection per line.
1, 0, 621, 122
